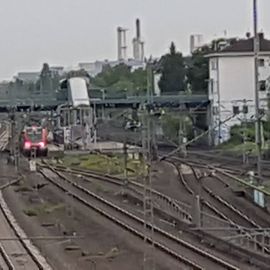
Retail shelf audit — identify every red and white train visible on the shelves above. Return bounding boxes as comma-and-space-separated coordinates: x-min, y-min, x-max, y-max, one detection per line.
20, 125, 48, 156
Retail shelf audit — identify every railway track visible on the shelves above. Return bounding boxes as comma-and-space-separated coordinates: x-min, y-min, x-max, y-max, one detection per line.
40, 161, 193, 224
202, 168, 270, 228
0, 243, 14, 270
187, 150, 270, 177
0, 191, 52, 270
170, 156, 270, 227
39, 161, 270, 269
38, 165, 241, 270
166, 157, 270, 254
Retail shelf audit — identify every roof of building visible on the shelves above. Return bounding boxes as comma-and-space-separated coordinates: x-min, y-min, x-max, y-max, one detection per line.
16, 72, 40, 82
221, 36, 270, 53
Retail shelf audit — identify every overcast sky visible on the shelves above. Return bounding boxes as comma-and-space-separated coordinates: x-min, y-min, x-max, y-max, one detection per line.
0, 0, 269, 80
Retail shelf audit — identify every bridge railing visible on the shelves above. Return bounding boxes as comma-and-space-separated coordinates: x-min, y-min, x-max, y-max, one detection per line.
89, 90, 208, 101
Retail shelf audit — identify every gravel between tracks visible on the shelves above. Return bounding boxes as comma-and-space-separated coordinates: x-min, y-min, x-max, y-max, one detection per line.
52, 165, 260, 270
0, 158, 182, 269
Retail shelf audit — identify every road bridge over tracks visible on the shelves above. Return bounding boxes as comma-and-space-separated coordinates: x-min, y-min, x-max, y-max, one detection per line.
0, 91, 208, 112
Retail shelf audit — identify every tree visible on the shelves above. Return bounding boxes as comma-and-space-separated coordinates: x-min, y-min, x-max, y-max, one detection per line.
161, 113, 193, 143
92, 63, 147, 95
186, 50, 209, 93
130, 68, 147, 94
158, 42, 186, 93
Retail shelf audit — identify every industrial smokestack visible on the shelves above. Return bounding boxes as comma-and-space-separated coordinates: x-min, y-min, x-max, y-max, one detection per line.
136, 18, 141, 39
140, 41, 145, 62
117, 26, 128, 61
117, 27, 122, 61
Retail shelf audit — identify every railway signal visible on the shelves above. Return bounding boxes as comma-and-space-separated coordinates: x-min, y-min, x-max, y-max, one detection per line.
29, 148, 37, 172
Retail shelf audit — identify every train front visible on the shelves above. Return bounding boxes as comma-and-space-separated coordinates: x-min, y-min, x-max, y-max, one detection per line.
21, 126, 48, 156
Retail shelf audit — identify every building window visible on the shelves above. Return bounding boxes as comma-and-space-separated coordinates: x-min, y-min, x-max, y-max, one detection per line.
258, 58, 265, 67
209, 79, 214, 94
213, 106, 219, 115
259, 80, 266, 91
211, 59, 217, 70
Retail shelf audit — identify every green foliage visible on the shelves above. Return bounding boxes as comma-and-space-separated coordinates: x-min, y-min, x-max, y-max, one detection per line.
220, 141, 257, 156
23, 203, 64, 217
158, 42, 186, 93
131, 68, 147, 94
91, 38, 244, 96
186, 50, 209, 93
161, 113, 193, 143
92, 64, 147, 95
110, 79, 134, 92
229, 121, 270, 142
62, 154, 145, 176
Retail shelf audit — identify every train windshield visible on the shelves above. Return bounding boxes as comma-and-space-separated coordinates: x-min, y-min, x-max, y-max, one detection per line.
26, 128, 42, 143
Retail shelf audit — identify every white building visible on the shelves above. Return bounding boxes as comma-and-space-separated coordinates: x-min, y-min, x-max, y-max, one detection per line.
78, 59, 145, 77
207, 34, 270, 145
78, 61, 104, 77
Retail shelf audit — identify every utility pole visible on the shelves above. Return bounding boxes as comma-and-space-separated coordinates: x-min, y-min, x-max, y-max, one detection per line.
8, 107, 17, 166
242, 99, 248, 164
178, 114, 183, 157
14, 141, 19, 172
123, 138, 128, 188
142, 60, 155, 270
142, 109, 155, 270
146, 61, 158, 161
253, 0, 262, 182
178, 104, 187, 158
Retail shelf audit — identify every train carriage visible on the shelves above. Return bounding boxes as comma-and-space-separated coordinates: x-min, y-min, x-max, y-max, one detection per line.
20, 125, 48, 156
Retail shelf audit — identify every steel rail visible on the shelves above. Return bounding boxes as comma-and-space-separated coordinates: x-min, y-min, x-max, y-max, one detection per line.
39, 161, 192, 223
167, 157, 270, 253
0, 192, 52, 270
39, 166, 240, 270
0, 243, 15, 270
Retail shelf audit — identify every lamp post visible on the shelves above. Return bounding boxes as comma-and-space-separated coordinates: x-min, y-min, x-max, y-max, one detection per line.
253, 0, 262, 182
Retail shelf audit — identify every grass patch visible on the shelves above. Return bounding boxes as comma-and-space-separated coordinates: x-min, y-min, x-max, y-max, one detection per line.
105, 247, 120, 260
94, 183, 110, 194
44, 203, 65, 214
218, 141, 257, 157
15, 186, 33, 193
62, 154, 146, 177
83, 247, 120, 261
23, 208, 38, 216
23, 203, 65, 217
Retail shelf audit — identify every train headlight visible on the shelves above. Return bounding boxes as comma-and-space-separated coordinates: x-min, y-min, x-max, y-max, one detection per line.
39, 142, 45, 148
24, 142, 31, 149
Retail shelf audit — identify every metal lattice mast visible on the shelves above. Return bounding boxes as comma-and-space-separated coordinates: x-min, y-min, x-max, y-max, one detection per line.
142, 110, 155, 270
142, 62, 155, 270
253, 0, 262, 182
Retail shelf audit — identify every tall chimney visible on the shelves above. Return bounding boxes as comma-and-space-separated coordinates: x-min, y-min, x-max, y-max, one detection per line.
117, 27, 122, 61
136, 19, 141, 39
